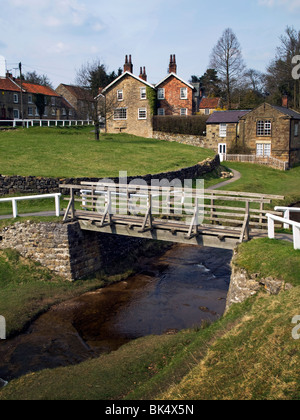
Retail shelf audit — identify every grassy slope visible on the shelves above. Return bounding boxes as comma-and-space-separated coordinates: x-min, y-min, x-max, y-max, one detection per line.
222, 162, 300, 205
0, 127, 214, 178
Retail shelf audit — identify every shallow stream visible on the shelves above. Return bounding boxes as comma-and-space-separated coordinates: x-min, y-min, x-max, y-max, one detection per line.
0, 244, 232, 382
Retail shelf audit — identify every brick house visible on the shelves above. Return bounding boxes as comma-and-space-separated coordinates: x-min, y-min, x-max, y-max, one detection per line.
206, 110, 250, 157
55, 84, 94, 120
0, 72, 74, 121
238, 102, 300, 166
102, 55, 156, 138
156, 55, 196, 116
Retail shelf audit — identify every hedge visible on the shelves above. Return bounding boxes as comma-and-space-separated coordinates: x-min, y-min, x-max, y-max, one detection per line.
153, 115, 208, 136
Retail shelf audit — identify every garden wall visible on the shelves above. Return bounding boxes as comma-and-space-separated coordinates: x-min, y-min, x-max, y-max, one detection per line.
0, 155, 220, 196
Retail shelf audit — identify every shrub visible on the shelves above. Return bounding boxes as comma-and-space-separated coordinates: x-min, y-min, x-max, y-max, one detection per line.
153, 115, 208, 136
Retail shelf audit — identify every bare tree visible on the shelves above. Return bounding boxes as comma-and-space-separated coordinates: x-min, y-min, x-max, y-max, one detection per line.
210, 28, 246, 109
75, 60, 121, 140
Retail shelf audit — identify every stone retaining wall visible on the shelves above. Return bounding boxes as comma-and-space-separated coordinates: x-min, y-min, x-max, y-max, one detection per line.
0, 221, 146, 281
225, 249, 294, 311
0, 156, 220, 196
153, 131, 207, 148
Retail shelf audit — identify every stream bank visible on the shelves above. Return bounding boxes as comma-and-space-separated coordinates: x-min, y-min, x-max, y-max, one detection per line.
0, 244, 232, 383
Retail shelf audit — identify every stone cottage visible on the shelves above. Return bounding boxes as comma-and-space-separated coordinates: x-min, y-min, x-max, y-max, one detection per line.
238, 102, 300, 166
102, 55, 156, 138
206, 110, 250, 158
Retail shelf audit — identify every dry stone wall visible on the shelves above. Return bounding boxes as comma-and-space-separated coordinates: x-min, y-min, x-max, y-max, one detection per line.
0, 155, 220, 196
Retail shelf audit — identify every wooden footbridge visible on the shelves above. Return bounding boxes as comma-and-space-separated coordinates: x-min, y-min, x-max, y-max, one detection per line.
60, 182, 284, 250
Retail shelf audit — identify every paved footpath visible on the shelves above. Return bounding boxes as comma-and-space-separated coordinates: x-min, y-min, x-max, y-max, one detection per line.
207, 168, 241, 190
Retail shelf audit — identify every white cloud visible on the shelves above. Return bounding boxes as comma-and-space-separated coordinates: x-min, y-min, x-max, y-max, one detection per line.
258, 0, 300, 11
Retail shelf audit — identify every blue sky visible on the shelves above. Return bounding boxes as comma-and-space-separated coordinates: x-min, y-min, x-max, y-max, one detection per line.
0, 0, 299, 88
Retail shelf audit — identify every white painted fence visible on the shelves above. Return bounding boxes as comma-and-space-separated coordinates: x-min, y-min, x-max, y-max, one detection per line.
0, 120, 94, 128
0, 193, 61, 218
266, 212, 300, 250
226, 154, 289, 171
275, 206, 300, 229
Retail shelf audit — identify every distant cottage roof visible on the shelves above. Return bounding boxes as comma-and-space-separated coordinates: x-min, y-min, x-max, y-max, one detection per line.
207, 110, 250, 124
199, 97, 221, 109
21, 81, 60, 97
155, 72, 195, 90
272, 105, 300, 120
102, 71, 155, 93
0, 76, 23, 92
57, 84, 94, 101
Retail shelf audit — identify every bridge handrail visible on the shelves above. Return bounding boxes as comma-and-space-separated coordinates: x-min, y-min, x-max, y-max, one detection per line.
0, 193, 61, 218
274, 206, 300, 229
266, 213, 300, 250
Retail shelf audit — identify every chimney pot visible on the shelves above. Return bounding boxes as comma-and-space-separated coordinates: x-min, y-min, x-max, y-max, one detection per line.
282, 95, 288, 108
169, 54, 177, 74
124, 54, 133, 73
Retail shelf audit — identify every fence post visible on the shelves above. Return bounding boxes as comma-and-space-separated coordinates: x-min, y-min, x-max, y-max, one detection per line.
283, 209, 290, 229
268, 215, 275, 239
293, 225, 300, 250
55, 194, 61, 217
12, 199, 18, 218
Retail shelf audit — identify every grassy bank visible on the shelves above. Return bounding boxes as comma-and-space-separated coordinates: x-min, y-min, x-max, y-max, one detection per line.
1, 238, 299, 400
0, 126, 214, 178
223, 162, 300, 205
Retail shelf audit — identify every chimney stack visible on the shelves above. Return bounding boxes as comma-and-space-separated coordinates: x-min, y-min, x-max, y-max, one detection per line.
124, 54, 133, 73
139, 66, 147, 81
169, 54, 177, 74
282, 95, 288, 108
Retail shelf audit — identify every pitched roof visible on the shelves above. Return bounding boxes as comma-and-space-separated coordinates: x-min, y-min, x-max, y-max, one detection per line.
272, 105, 300, 120
199, 97, 221, 109
155, 72, 195, 90
21, 81, 60, 97
207, 110, 250, 124
102, 71, 155, 93
57, 84, 94, 101
0, 76, 23, 92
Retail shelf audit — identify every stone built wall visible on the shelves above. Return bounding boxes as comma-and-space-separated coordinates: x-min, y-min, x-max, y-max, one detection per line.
0, 221, 145, 281
0, 155, 220, 196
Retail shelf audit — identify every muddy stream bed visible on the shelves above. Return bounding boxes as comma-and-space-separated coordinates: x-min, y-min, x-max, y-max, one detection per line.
0, 244, 232, 383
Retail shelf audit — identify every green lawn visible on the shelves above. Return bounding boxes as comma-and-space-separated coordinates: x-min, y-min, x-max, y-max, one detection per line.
223, 162, 300, 205
0, 126, 214, 178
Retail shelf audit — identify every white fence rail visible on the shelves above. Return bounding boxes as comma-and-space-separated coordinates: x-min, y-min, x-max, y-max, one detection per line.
226, 154, 289, 171
266, 212, 300, 250
275, 206, 300, 229
0, 193, 61, 218
0, 120, 94, 128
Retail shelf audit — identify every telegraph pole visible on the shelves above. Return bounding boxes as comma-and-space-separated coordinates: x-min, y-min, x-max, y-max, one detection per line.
19, 62, 24, 127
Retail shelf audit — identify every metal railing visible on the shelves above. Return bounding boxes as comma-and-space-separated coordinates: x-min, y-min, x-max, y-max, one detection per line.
0, 193, 61, 218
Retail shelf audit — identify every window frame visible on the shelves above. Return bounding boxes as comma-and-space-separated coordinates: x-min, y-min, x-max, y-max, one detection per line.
117, 90, 124, 101
256, 120, 272, 137
140, 87, 147, 100
13, 94, 19, 104
180, 108, 188, 116
256, 142, 271, 157
180, 87, 188, 100
157, 108, 165, 116
138, 108, 147, 120
219, 123, 227, 138
114, 107, 127, 120
157, 88, 165, 100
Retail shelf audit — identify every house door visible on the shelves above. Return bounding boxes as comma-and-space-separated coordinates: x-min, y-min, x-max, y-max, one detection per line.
218, 143, 227, 162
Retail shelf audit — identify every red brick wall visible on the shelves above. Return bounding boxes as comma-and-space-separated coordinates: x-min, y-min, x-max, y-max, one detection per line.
158, 75, 193, 116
